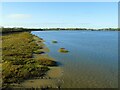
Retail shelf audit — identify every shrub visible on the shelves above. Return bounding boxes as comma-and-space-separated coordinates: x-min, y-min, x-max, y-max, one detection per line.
52, 40, 58, 43
58, 48, 69, 53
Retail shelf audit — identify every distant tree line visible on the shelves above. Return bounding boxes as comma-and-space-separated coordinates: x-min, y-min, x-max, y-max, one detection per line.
43, 28, 119, 31
0, 27, 44, 34
0, 27, 119, 34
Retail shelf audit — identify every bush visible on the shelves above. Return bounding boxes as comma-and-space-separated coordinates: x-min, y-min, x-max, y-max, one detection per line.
52, 40, 58, 43
58, 48, 69, 53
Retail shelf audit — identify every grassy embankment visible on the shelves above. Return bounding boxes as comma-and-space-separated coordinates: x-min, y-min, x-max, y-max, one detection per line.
2, 32, 57, 87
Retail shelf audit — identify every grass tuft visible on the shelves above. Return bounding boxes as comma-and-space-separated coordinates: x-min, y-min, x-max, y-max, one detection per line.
58, 48, 69, 53
52, 40, 58, 43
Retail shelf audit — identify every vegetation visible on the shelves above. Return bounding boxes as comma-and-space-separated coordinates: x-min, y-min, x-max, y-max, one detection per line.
58, 48, 69, 53
33, 49, 45, 54
1, 27, 43, 34
52, 40, 58, 43
43, 28, 120, 31
2, 32, 57, 87
0, 27, 119, 34
36, 57, 57, 66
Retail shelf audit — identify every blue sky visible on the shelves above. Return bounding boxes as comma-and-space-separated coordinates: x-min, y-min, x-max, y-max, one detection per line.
2, 2, 118, 28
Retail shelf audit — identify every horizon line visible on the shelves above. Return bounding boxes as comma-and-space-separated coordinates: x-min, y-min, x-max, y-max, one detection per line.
1, 26, 118, 29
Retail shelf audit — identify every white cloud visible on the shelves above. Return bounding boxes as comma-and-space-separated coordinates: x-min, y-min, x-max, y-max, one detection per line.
7, 14, 31, 19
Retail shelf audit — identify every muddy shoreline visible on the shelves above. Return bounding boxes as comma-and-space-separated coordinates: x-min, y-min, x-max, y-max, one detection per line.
2, 32, 63, 89
20, 34, 64, 88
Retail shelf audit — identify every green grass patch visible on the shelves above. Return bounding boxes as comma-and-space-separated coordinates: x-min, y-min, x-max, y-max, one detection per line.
58, 48, 69, 53
52, 40, 58, 43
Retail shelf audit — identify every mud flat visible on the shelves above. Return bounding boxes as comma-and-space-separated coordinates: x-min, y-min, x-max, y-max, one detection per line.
21, 67, 63, 88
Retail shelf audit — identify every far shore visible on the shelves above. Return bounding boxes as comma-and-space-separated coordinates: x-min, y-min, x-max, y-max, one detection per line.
1, 27, 119, 34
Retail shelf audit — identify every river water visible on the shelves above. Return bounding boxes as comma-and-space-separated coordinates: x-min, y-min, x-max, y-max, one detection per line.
31, 31, 118, 88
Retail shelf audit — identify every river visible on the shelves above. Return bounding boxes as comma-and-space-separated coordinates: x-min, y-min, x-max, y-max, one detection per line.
31, 31, 118, 88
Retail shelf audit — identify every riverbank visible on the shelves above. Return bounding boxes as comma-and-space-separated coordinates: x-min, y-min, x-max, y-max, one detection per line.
2, 32, 62, 89
20, 34, 63, 88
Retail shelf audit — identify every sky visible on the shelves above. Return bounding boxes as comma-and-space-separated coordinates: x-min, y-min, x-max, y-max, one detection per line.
1, 2, 118, 28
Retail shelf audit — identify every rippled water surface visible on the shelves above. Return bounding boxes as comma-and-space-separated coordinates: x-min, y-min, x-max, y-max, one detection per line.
32, 31, 118, 88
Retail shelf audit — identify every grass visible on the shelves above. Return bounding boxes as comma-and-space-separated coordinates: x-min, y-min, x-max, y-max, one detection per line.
52, 40, 58, 43
58, 48, 69, 53
36, 57, 57, 66
2, 32, 57, 87
33, 49, 45, 54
